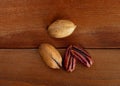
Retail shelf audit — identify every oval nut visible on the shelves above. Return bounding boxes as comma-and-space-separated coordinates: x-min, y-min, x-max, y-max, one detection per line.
48, 20, 76, 38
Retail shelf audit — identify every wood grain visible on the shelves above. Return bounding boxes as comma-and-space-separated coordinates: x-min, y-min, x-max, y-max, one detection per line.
0, 0, 120, 48
0, 49, 120, 86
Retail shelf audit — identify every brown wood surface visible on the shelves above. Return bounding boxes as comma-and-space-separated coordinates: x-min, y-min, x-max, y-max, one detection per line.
0, 0, 120, 48
0, 49, 120, 86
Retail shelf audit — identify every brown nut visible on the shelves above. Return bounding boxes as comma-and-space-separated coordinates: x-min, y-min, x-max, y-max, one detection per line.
39, 43, 62, 69
48, 20, 76, 38
71, 45, 93, 67
63, 45, 76, 72
63, 45, 93, 72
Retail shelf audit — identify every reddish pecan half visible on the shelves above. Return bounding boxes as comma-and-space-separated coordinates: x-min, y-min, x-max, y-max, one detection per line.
63, 45, 76, 72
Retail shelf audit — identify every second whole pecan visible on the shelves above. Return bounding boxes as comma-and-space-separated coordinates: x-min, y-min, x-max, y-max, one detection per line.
63, 45, 93, 72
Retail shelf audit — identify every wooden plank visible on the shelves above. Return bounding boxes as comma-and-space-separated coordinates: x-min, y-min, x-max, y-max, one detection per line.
0, 0, 120, 48
0, 49, 120, 86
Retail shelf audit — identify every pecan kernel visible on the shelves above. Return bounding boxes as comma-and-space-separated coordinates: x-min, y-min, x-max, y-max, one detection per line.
63, 45, 93, 72
63, 45, 76, 72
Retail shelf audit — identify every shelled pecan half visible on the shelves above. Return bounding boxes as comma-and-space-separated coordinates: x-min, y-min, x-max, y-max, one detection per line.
63, 45, 93, 72
63, 45, 76, 72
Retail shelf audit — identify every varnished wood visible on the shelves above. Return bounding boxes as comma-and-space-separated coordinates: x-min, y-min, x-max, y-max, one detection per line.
0, 49, 120, 86
0, 0, 120, 48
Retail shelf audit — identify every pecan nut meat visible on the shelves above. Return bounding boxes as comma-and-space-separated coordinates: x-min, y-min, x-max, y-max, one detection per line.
63, 45, 76, 72
63, 45, 93, 72
71, 45, 93, 67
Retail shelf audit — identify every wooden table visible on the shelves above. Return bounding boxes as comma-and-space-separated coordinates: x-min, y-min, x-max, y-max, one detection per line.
0, 49, 120, 86
0, 0, 120, 86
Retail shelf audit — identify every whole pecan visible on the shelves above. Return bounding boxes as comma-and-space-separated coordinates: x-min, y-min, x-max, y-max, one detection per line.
63, 45, 93, 72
